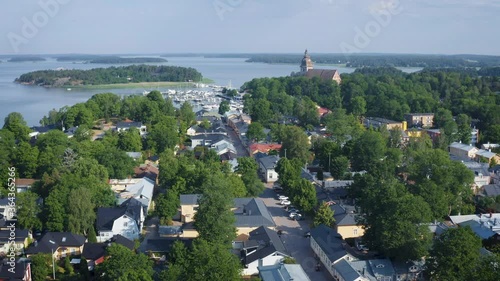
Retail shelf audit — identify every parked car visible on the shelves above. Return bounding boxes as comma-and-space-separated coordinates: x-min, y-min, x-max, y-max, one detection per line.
293, 214, 304, 221
289, 212, 300, 219
304, 231, 311, 238
277, 195, 289, 201
284, 205, 296, 211
280, 200, 291, 206
287, 208, 299, 213
355, 238, 369, 251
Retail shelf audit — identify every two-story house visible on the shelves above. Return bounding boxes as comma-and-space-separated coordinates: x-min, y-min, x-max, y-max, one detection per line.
257, 155, 279, 183
25, 232, 86, 260
96, 205, 144, 242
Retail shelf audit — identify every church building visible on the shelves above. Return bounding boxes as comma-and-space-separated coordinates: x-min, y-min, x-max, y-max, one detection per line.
298, 50, 341, 84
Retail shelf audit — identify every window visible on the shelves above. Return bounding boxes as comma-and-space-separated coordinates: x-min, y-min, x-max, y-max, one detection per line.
353, 229, 358, 235
124, 222, 128, 227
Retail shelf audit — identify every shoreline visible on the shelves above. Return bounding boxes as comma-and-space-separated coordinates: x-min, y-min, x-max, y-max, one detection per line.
18, 78, 215, 90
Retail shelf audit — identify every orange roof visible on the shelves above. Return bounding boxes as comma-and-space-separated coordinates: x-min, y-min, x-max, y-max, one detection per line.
15, 178, 36, 186
249, 143, 282, 154
317, 106, 331, 117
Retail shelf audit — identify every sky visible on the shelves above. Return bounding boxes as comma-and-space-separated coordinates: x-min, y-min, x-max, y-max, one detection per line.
1, 0, 500, 55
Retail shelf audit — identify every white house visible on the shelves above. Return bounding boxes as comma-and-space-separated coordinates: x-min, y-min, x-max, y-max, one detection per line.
116, 121, 147, 137
257, 155, 280, 183
96, 205, 144, 242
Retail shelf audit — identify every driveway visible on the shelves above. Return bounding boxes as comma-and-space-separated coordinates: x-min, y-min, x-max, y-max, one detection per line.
138, 216, 159, 253
260, 185, 332, 281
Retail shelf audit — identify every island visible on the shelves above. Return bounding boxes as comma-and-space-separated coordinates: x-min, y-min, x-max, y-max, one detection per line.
54, 55, 167, 64
8, 56, 46, 62
15, 65, 204, 88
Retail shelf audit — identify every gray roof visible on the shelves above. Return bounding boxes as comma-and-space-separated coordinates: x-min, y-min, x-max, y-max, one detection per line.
331, 204, 358, 226
116, 121, 143, 129
483, 184, 500, 197
96, 205, 142, 232
333, 259, 361, 281
323, 180, 354, 189
368, 259, 396, 279
25, 232, 86, 255
243, 226, 288, 265
459, 220, 497, 239
310, 224, 347, 263
258, 155, 280, 170
180, 194, 201, 205
190, 134, 227, 142
233, 198, 275, 228
259, 264, 311, 281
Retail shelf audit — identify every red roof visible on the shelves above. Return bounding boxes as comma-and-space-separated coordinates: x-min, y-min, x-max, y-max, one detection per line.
249, 143, 282, 154
318, 107, 331, 117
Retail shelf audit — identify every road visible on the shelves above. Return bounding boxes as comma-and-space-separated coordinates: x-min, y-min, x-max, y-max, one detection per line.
260, 184, 332, 281
138, 216, 159, 253
225, 124, 249, 157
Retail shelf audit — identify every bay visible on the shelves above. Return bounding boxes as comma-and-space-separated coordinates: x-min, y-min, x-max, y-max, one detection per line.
0, 56, 420, 126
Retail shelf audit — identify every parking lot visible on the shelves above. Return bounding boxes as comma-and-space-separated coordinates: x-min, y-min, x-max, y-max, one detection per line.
259, 184, 332, 281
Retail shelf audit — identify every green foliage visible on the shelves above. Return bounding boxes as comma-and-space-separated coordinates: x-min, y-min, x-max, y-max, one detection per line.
280, 125, 310, 164
96, 244, 154, 281
160, 239, 242, 281
64, 256, 74, 275
283, 257, 296, 264
88, 226, 97, 243
295, 97, 320, 127
236, 157, 265, 196
67, 187, 96, 235
194, 178, 237, 245
3, 112, 31, 142
30, 253, 52, 281
15, 191, 42, 230
246, 122, 266, 142
351, 130, 387, 171
15, 141, 39, 177
313, 202, 336, 227
147, 116, 179, 154
16, 65, 202, 86
94, 147, 135, 178
178, 101, 196, 126
79, 258, 90, 281
155, 190, 180, 221
426, 227, 482, 281
118, 127, 143, 152
323, 109, 364, 145
218, 100, 230, 115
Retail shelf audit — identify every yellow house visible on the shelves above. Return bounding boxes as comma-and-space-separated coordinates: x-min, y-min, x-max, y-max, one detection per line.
179, 195, 276, 237
332, 204, 365, 239
25, 232, 86, 260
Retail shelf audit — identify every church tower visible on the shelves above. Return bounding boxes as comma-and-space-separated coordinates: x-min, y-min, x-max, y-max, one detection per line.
300, 49, 314, 73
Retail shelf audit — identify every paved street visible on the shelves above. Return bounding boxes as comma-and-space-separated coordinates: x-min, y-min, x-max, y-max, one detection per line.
138, 216, 159, 253
260, 184, 332, 281
225, 124, 249, 157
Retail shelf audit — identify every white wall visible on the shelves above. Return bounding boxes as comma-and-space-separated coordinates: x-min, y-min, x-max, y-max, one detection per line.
243, 254, 285, 276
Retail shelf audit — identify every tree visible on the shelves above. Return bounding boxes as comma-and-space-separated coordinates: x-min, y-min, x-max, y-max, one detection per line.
426, 227, 482, 281
178, 101, 195, 126
280, 126, 310, 164
236, 157, 265, 197
44, 185, 69, 231
351, 130, 387, 171
30, 253, 52, 281
118, 127, 142, 152
469, 254, 500, 281
218, 100, 230, 115
67, 187, 96, 235
147, 116, 179, 154
64, 256, 74, 275
194, 179, 236, 245
15, 191, 42, 230
3, 112, 31, 141
287, 179, 317, 213
349, 96, 367, 117
88, 226, 97, 243
246, 122, 266, 142
313, 202, 335, 227
455, 113, 472, 144
155, 190, 180, 221
96, 244, 154, 281
95, 147, 135, 179
15, 141, 39, 178
79, 258, 90, 281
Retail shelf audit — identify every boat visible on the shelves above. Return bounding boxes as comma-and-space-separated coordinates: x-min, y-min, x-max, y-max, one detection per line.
66, 88, 71, 91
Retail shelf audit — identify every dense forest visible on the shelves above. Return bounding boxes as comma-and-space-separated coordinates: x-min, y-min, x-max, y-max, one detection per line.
244, 53, 500, 68
54, 55, 167, 63
15, 65, 203, 87
8, 56, 46, 62
242, 67, 500, 145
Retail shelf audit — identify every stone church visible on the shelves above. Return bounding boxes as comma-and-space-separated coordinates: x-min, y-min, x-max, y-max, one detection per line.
295, 50, 341, 84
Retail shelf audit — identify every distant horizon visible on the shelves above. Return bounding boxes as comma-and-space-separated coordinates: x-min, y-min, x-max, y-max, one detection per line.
2, 52, 500, 57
